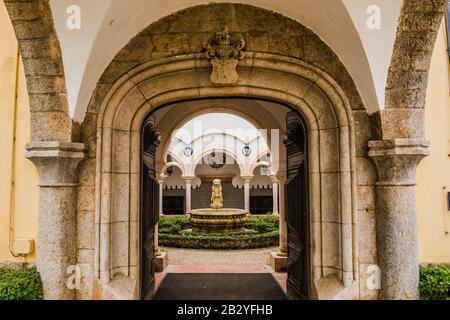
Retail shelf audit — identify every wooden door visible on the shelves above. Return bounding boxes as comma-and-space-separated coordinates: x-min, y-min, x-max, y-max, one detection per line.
284, 110, 309, 300
141, 117, 161, 300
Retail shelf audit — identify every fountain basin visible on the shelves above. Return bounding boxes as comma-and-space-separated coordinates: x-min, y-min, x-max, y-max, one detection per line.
189, 208, 248, 234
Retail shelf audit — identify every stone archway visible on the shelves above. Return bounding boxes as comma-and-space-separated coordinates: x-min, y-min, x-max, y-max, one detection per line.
3, 0, 72, 142
80, 3, 369, 300
3, 0, 85, 300
93, 52, 358, 299
4, 0, 447, 300
368, 0, 448, 300
379, 0, 448, 139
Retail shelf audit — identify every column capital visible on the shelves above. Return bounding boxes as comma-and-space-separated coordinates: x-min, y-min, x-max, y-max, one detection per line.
157, 176, 166, 185
182, 176, 195, 184
274, 171, 286, 184
270, 175, 279, 184
369, 139, 430, 186
25, 142, 86, 187
241, 175, 253, 183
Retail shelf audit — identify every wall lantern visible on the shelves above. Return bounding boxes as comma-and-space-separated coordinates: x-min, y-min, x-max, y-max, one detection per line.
183, 146, 194, 157
242, 144, 252, 157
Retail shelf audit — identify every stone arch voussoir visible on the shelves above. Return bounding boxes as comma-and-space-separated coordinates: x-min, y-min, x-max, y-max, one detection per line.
3, 0, 72, 142
377, 0, 448, 140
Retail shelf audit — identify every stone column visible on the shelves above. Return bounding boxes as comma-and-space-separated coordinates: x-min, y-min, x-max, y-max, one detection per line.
25, 142, 85, 300
271, 176, 279, 215
242, 176, 253, 213
154, 176, 168, 272
154, 224, 161, 256
277, 177, 288, 256
369, 139, 429, 300
269, 176, 287, 272
158, 178, 165, 216
183, 177, 194, 214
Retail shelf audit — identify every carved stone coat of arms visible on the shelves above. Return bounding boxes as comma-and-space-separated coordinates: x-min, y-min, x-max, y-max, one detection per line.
203, 29, 245, 85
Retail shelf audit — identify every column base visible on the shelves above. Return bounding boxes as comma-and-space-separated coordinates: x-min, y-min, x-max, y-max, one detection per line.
268, 252, 287, 272
155, 252, 168, 272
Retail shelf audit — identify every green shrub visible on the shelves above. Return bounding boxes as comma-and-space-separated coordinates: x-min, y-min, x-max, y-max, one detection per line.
246, 215, 279, 233
159, 215, 279, 249
160, 230, 279, 249
159, 215, 190, 234
0, 267, 43, 300
419, 265, 450, 300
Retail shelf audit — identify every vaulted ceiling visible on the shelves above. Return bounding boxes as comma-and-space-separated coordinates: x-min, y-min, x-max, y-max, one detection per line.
48, 0, 403, 121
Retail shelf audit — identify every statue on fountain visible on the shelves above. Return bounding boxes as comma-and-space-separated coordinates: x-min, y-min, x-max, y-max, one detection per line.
189, 178, 247, 233
211, 179, 224, 209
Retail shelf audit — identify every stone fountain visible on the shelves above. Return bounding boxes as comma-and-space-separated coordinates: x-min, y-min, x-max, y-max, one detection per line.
189, 179, 248, 233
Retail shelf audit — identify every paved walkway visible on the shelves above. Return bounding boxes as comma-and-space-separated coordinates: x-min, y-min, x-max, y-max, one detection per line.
154, 273, 287, 300
161, 247, 278, 266
156, 247, 287, 294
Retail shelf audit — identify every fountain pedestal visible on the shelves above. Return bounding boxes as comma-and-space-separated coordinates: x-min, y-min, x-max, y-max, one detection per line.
189, 179, 248, 233
190, 209, 248, 234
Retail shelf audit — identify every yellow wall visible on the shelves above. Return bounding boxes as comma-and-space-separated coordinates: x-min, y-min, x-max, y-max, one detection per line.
0, 2, 39, 264
417, 20, 450, 264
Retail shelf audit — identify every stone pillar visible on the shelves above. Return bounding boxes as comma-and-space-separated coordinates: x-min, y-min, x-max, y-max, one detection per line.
369, 139, 429, 300
25, 142, 85, 300
271, 176, 279, 215
154, 224, 161, 256
183, 177, 194, 214
154, 176, 168, 272
269, 176, 287, 272
277, 177, 288, 256
158, 178, 164, 216
242, 176, 253, 213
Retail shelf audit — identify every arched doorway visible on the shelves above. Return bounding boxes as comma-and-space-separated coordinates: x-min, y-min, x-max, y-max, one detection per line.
140, 98, 310, 300
94, 51, 357, 300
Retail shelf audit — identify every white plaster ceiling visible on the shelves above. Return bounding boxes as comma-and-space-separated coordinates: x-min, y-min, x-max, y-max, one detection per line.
48, 0, 403, 121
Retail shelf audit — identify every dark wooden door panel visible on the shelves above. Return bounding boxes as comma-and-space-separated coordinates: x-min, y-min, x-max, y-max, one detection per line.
141, 117, 161, 300
284, 110, 309, 300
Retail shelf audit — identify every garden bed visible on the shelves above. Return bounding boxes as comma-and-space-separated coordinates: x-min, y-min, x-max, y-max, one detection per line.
0, 266, 43, 300
419, 265, 450, 300
159, 215, 279, 249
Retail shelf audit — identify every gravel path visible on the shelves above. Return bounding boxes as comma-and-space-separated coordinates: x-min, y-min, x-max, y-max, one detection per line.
161, 247, 278, 266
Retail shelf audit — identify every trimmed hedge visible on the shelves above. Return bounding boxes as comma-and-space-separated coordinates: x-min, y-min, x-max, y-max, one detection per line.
0, 267, 43, 300
420, 265, 450, 300
159, 215, 279, 249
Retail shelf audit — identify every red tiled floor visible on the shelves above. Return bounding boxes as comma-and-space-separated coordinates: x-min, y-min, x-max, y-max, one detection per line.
155, 264, 287, 293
